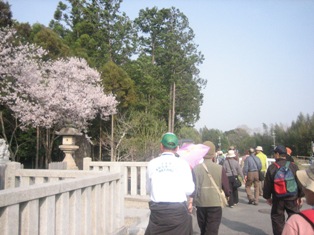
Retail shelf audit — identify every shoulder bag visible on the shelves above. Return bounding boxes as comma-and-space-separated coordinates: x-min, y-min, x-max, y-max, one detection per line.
202, 163, 228, 207
227, 159, 242, 189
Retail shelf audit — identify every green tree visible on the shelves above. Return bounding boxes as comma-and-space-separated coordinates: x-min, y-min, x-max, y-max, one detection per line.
287, 113, 314, 155
114, 111, 167, 161
31, 24, 70, 59
101, 61, 136, 110
225, 128, 254, 155
0, 0, 13, 28
123, 56, 167, 117
135, 7, 206, 130
50, 0, 136, 67
177, 126, 202, 144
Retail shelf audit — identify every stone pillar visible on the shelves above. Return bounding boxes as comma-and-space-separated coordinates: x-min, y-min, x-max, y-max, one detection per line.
56, 127, 82, 170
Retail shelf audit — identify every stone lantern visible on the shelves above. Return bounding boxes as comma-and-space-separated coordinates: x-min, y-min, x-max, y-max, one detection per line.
56, 127, 82, 170
0, 139, 10, 164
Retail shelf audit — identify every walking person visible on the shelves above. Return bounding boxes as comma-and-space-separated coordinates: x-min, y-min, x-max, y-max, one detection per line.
243, 148, 262, 205
216, 150, 225, 165
145, 132, 195, 235
255, 146, 267, 196
188, 141, 230, 235
223, 149, 244, 208
282, 163, 314, 235
263, 145, 304, 235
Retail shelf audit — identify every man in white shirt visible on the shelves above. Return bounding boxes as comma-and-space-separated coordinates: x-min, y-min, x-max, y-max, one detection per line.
145, 132, 195, 235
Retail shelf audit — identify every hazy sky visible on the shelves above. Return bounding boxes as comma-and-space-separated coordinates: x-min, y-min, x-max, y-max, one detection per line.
7, 0, 314, 132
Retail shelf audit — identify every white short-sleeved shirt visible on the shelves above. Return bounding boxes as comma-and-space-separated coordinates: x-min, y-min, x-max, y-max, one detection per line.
146, 152, 195, 203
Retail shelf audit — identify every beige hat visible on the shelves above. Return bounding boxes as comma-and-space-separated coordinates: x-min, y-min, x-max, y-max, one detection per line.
256, 146, 263, 151
203, 141, 216, 158
227, 150, 236, 158
296, 163, 314, 193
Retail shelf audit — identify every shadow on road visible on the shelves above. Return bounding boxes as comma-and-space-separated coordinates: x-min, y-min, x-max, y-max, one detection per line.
221, 217, 269, 235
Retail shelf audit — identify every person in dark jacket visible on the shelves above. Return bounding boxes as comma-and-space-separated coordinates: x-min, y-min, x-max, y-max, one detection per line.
263, 145, 304, 235
243, 148, 262, 205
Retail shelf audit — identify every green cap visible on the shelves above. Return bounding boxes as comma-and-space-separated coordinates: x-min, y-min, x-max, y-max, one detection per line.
161, 132, 178, 149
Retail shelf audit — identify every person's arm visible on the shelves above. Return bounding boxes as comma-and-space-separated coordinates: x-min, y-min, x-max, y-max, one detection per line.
243, 159, 248, 183
182, 161, 195, 196
188, 169, 197, 213
263, 167, 272, 202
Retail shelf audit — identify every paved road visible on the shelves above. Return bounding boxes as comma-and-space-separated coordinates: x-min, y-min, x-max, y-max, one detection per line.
125, 186, 310, 235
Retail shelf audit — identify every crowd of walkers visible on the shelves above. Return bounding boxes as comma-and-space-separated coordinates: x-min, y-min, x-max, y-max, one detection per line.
145, 132, 314, 235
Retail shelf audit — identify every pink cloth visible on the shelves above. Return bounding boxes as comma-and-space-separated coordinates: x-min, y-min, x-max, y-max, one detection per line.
282, 213, 314, 235
177, 143, 210, 168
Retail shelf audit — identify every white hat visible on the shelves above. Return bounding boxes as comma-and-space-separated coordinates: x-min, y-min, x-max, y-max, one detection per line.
217, 150, 223, 155
256, 146, 263, 151
297, 164, 314, 193
227, 150, 236, 158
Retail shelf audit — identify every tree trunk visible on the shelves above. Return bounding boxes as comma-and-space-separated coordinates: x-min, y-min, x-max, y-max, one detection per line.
99, 118, 102, 161
111, 114, 115, 162
172, 82, 176, 133
168, 82, 176, 133
36, 127, 39, 169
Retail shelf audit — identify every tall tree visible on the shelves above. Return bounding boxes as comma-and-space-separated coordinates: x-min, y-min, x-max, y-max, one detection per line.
134, 7, 206, 129
50, 0, 136, 67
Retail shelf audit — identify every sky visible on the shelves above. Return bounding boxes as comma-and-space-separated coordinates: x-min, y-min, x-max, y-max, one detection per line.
6, 0, 314, 132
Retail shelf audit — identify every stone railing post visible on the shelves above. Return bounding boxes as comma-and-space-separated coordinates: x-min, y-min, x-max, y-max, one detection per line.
4, 161, 22, 189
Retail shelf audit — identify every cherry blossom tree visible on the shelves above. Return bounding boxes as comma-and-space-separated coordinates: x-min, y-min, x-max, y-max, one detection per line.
0, 28, 118, 166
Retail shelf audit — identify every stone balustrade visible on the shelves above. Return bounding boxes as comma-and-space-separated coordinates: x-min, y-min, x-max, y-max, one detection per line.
83, 158, 149, 198
0, 161, 126, 235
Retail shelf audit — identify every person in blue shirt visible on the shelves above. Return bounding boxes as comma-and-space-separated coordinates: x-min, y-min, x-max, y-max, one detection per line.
243, 148, 262, 205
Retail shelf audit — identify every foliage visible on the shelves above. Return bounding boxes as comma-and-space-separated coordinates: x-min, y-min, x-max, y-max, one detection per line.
3, 2, 313, 165
112, 111, 167, 161
177, 126, 202, 144
0, 0, 13, 28
134, 7, 206, 127
0, 28, 118, 166
50, 0, 136, 67
122, 56, 168, 117
101, 61, 136, 111
0, 28, 118, 130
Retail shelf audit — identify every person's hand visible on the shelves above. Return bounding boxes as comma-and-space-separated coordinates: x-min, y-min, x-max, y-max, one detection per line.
188, 198, 193, 213
266, 198, 272, 206
188, 204, 193, 213
243, 175, 247, 184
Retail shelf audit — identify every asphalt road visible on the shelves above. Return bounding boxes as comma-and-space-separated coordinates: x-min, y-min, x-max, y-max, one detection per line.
126, 186, 311, 235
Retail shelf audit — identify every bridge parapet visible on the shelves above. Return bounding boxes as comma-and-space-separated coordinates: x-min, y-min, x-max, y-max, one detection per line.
84, 158, 149, 198
0, 161, 126, 235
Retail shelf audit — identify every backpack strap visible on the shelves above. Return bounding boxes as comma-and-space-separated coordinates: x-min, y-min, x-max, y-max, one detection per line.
299, 209, 314, 229
285, 161, 291, 168
273, 162, 280, 169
